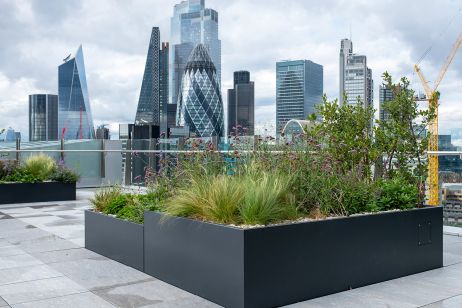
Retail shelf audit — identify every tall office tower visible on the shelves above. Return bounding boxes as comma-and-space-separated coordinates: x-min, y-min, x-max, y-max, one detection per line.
135, 27, 161, 126
96, 125, 110, 140
58, 45, 96, 140
228, 71, 255, 136
159, 42, 170, 134
170, 0, 221, 106
276, 60, 323, 136
4, 128, 17, 142
29, 94, 59, 142
339, 38, 373, 107
176, 44, 224, 137
379, 85, 394, 123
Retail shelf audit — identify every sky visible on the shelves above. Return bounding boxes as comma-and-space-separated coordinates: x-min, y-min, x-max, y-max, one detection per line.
0, 0, 461, 143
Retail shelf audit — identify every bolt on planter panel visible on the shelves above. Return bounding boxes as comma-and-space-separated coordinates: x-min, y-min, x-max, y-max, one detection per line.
85, 210, 144, 272
0, 182, 76, 205
243, 207, 443, 308
144, 211, 245, 308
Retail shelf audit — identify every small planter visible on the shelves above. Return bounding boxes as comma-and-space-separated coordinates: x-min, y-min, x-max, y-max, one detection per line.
0, 182, 76, 205
85, 210, 144, 271
144, 207, 443, 308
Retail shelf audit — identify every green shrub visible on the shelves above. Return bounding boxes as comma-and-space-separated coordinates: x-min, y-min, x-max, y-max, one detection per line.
23, 154, 57, 180
1, 168, 43, 183
375, 177, 418, 211
90, 186, 122, 213
50, 166, 80, 183
117, 205, 145, 224
104, 194, 134, 215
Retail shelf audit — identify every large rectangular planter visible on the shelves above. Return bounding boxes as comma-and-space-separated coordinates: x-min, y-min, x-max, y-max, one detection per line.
144, 207, 443, 308
0, 182, 76, 205
85, 210, 144, 271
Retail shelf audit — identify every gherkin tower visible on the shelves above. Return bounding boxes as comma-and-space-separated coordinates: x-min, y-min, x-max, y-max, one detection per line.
176, 44, 224, 137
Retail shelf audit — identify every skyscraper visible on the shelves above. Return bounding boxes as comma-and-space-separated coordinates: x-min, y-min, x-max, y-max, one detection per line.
58, 45, 95, 140
170, 0, 221, 105
29, 94, 58, 142
379, 85, 394, 123
176, 44, 224, 137
276, 60, 323, 136
135, 27, 160, 126
228, 71, 255, 136
339, 38, 373, 107
160, 42, 170, 134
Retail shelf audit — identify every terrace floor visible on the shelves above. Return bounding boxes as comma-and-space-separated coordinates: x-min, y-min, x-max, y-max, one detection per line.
0, 190, 462, 307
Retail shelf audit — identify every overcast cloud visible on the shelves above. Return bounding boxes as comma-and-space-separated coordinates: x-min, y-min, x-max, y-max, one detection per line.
0, 0, 461, 143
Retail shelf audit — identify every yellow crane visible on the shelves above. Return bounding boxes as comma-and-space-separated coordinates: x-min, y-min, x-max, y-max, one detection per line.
414, 31, 462, 206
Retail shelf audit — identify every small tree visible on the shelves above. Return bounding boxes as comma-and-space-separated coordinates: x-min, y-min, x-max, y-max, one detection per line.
375, 72, 436, 200
313, 95, 378, 180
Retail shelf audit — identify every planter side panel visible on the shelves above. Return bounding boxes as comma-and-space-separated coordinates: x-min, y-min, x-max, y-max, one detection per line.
0, 182, 76, 205
144, 211, 245, 308
244, 207, 443, 308
85, 211, 144, 271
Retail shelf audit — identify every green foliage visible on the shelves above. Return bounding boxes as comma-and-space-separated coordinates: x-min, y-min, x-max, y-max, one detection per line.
1, 168, 43, 183
23, 154, 57, 180
50, 166, 80, 183
116, 205, 145, 224
240, 172, 298, 225
375, 177, 418, 211
90, 186, 122, 213
165, 168, 300, 226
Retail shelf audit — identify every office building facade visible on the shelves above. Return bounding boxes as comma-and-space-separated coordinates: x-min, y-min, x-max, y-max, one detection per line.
176, 44, 224, 137
58, 45, 96, 140
276, 60, 323, 136
339, 39, 373, 107
29, 94, 58, 142
379, 85, 394, 123
170, 0, 221, 105
228, 71, 255, 136
160, 42, 170, 134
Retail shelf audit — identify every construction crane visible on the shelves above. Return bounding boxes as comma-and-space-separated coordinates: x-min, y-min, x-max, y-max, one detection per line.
414, 31, 462, 206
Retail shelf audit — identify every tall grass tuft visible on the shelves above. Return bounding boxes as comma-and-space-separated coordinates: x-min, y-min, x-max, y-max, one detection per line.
23, 154, 57, 180
240, 173, 298, 225
90, 186, 122, 213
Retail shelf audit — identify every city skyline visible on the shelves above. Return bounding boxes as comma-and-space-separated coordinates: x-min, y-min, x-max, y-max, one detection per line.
0, 0, 461, 143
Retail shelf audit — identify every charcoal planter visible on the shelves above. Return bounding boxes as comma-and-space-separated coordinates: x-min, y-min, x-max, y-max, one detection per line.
85, 210, 144, 271
144, 207, 443, 308
0, 182, 76, 205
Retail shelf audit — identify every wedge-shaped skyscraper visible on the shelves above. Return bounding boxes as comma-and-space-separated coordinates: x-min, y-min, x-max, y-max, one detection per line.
176, 44, 224, 137
135, 27, 160, 125
58, 45, 95, 139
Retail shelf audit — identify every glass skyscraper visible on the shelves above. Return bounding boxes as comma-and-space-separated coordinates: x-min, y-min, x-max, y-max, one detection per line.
228, 71, 255, 136
276, 60, 323, 136
379, 85, 394, 123
160, 42, 169, 134
170, 0, 221, 106
135, 27, 161, 126
176, 44, 224, 137
29, 94, 58, 142
58, 45, 95, 140
339, 39, 373, 107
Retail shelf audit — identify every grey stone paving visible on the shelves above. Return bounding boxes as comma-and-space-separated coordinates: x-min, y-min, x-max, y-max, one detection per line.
0, 190, 462, 307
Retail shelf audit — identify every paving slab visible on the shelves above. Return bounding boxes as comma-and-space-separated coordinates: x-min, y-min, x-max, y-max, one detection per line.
94, 279, 221, 308
0, 254, 42, 271
30, 247, 104, 264
424, 294, 462, 307
48, 258, 153, 290
0, 264, 63, 286
0, 246, 27, 258
15, 235, 79, 253
0, 296, 8, 307
10, 292, 115, 308
0, 276, 86, 305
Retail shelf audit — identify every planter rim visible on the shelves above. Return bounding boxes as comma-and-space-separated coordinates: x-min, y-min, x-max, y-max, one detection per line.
86, 209, 143, 226
145, 206, 441, 231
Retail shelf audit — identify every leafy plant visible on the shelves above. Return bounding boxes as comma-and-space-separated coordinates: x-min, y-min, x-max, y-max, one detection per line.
1, 168, 43, 183
23, 154, 57, 180
90, 186, 122, 213
50, 166, 80, 183
375, 177, 418, 211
